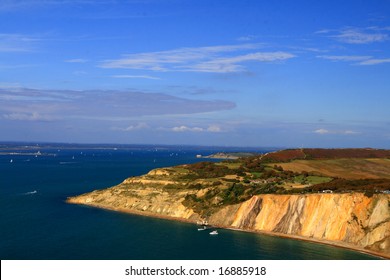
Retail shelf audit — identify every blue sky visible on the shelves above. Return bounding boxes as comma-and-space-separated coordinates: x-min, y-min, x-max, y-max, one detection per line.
1, 0, 390, 148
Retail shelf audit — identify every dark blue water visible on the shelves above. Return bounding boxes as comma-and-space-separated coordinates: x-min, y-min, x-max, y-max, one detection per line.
0, 143, 378, 260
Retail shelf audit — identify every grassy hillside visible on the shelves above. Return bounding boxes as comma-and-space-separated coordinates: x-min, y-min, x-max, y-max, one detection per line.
276, 158, 390, 179
69, 148, 390, 218
170, 150, 390, 216
261, 148, 390, 162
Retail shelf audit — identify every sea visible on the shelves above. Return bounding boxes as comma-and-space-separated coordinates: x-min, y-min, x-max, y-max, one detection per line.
0, 143, 379, 260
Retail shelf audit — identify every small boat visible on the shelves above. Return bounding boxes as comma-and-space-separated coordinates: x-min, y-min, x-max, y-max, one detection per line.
10, 159, 13, 163
209, 230, 218, 235
197, 226, 207, 231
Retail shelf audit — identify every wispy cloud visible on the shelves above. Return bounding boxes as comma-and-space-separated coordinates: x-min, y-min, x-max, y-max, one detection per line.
179, 52, 295, 73
320, 27, 389, 44
100, 44, 295, 73
318, 54, 390, 66
237, 35, 258, 42
317, 55, 372, 62
0, 87, 235, 122
172, 125, 204, 132
0, 63, 39, 69
314, 128, 360, 135
358, 58, 390, 65
314, 128, 329, 135
3, 112, 56, 121
0, 33, 40, 52
111, 122, 149, 131
111, 75, 161, 80
170, 124, 224, 133
65, 58, 88, 63
336, 28, 388, 44
0, 0, 113, 11
165, 85, 231, 96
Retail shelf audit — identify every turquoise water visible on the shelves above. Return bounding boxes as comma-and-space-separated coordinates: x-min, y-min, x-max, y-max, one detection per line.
0, 143, 378, 260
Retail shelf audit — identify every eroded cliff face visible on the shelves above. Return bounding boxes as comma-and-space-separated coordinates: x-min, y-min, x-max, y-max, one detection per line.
67, 168, 390, 258
67, 169, 201, 221
220, 193, 390, 256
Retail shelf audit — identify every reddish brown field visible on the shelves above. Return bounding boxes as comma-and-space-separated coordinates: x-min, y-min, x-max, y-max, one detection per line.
277, 158, 390, 179
263, 148, 390, 162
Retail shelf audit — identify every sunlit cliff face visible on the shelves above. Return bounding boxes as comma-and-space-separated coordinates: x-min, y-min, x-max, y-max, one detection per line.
68, 170, 390, 258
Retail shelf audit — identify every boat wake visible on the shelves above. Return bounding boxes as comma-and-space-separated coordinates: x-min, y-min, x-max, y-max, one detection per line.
23, 190, 38, 195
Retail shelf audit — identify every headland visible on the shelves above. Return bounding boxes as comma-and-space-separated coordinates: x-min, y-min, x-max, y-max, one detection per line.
67, 148, 390, 259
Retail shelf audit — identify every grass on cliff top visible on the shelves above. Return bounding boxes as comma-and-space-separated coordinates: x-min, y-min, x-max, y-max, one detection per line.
117, 155, 390, 218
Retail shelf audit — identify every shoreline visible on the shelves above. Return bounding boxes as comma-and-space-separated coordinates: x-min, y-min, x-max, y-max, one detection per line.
66, 198, 389, 260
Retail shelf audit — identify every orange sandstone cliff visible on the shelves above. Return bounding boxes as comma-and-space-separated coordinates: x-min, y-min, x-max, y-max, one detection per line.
67, 170, 390, 258
217, 193, 390, 257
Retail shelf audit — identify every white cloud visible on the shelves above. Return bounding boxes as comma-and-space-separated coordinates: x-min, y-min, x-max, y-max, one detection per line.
314, 29, 332, 34
317, 54, 390, 66
358, 58, 390, 65
314, 128, 360, 135
315, 26, 390, 66
111, 75, 161, 80
100, 44, 295, 73
317, 55, 372, 62
344, 130, 360, 135
332, 28, 389, 44
112, 123, 149, 131
314, 128, 329, 134
170, 124, 225, 133
65, 58, 88, 63
3, 112, 55, 121
180, 52, 295, 73
0, 87, 235, 122
0, 33, 40, 52
237, 35, 257, 41
207, 125, 222, 132
172, 126, 204, 132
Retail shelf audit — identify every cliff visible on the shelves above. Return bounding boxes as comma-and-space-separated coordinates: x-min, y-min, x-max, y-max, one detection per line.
67, 168, 390, 258
219, 193, 390, 257
67, 149, 390, 258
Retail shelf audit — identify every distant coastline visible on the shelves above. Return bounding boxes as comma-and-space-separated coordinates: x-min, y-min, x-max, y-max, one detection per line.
197, 152, 258, 159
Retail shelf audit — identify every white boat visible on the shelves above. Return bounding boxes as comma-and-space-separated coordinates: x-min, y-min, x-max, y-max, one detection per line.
10, 159, 13, 163
197, 226, 207, 231
209, 230, 218, 235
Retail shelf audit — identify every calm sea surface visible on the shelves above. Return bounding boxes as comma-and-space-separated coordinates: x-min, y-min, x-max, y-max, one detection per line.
0, 144, 378, 260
